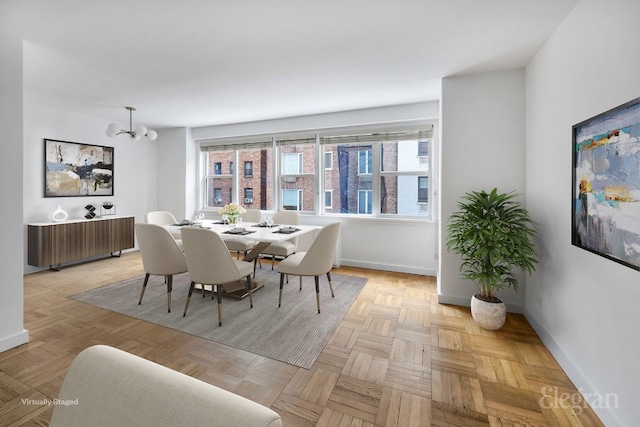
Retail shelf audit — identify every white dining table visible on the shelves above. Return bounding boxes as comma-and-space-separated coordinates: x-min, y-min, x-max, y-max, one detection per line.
164, 221, 317, 298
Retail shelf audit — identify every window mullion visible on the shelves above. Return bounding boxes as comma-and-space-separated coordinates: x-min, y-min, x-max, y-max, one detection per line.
371, 141, 380, 215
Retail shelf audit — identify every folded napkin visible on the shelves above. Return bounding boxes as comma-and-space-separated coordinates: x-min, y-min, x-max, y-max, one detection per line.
274, 226, 300, 234
224, 228, 255, 235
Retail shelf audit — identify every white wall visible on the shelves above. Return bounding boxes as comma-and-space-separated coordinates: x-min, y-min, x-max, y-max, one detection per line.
156, 127, 192, 221
23, 105, 159, 274
439, 69, 527, 311
525, 0, 640, 425
0, 31, 29, 352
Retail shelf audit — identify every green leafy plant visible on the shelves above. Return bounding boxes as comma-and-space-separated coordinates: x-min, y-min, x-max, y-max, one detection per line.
446, 188, 538, 302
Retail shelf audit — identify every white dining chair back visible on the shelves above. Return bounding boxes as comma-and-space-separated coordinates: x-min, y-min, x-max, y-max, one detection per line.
242, 209, 262, 223
180, 227, 255, 325
145, 211, 178, 225
272, 210, 300, 227
261, 210, 301, 269
135, 223, 188, 313
276, 222, 341, 313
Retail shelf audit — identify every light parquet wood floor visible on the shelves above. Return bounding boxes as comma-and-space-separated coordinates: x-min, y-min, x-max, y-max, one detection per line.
1, 252, 603, 426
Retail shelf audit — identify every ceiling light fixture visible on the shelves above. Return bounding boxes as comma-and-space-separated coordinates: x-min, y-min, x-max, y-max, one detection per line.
105, 106, 158, 141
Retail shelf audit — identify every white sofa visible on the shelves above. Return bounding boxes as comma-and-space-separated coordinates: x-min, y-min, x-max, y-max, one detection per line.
49, 345, 282, 427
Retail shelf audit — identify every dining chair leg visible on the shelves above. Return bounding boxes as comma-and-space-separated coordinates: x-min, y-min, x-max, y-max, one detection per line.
138, 273, 150, 305
299, 276, 302, 290
327, 272, 334, 297
202, 283, 206, 298
315, 275, 321, 314
183, 281, 196, 317
166, 275, 173, 313
216, 285, 223, 326
246, 275, 254, 309
278, 273, 284, 307
271, 255, 275, 269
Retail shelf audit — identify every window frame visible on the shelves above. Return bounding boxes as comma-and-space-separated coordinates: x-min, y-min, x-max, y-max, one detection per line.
198, 125, 435, 220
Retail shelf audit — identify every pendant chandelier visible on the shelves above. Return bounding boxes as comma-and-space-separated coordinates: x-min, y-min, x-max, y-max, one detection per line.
105, 106, 158, 141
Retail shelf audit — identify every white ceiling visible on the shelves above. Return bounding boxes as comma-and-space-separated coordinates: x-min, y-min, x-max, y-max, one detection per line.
0, 0, 578, 129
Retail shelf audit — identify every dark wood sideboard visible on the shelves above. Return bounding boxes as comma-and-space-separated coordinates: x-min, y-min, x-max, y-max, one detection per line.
28, 216, 135, 270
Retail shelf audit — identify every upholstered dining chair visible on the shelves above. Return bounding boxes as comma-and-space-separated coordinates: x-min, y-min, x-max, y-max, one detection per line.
144, 210, 178, 225
261, 210, 300, 269
222, 208, 262, 260
276, 222, 341, 313
135, 223, 188, 313
180, 227, 255, 326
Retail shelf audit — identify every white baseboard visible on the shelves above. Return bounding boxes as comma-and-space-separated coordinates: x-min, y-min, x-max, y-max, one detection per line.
0, 329, 29, 353
523, 308, 622, 427
340, 259, 436, 276
437, 293, 524, 314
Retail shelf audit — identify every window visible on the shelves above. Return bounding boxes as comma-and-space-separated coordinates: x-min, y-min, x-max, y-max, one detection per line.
203, 152, 233, 208
278, 137, 316, 212
282, 189, 303, 210
199, 126, 434, 218
321, 128, 432, 217
358, 190, 372, 214
358, 149, 372, 174
380, 138, 430, 216
244, 161, 253, 177
324, 151, 333, 170
320, 143, 372, 214
282, 153, 303, 174
418, 140, 429, 157
200, 140, 273, 210
244, 188, 253, 204
418, 176, 428, 203
325, 190, 333, 209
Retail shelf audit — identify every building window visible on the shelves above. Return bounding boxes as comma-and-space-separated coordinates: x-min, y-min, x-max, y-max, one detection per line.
282, 189, 303, 210
324, 151, 333, 170
229, 161, 234, 174
282, 152, 303, 174
244, 188, 253, 204
358, 149, 372, 174
213, 162, 222, 175
418, 176, 428, 203
278, 137, 315, 212
418, 140, 429, 156
358, 190, 372, 214
214, 188, 222, 204
324, 190, 333, 209
244, 161, 253, 177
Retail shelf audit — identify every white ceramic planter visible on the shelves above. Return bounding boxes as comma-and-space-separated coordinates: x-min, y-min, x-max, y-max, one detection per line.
470, 294, 506, 330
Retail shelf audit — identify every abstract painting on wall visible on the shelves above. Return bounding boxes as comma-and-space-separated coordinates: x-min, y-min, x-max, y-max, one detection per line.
44, 139, 114, 197
572, 97, 640, 270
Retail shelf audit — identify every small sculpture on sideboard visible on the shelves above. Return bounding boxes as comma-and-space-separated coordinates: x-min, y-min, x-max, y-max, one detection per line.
101, 201, 116, 216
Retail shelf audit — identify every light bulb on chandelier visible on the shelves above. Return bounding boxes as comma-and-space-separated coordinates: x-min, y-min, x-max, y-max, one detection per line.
105, 107, 158, 141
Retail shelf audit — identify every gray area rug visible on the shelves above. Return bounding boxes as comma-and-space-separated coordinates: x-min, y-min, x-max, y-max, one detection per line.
70, 268, 366, 369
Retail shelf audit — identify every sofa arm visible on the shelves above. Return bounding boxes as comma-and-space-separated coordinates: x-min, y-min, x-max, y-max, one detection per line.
49, 345, 282, 427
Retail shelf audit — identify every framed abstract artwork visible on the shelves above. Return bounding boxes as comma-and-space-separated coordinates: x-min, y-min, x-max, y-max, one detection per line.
44, 139, 114, 197
572, 97, 640, 270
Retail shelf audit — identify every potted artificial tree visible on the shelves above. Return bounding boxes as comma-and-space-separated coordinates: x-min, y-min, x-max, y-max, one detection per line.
446, 188, 538, 330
